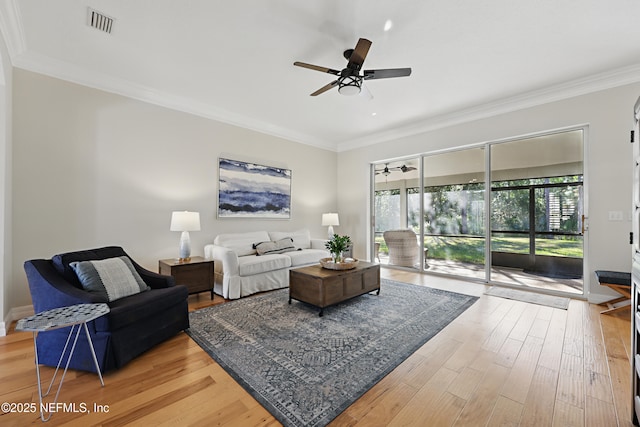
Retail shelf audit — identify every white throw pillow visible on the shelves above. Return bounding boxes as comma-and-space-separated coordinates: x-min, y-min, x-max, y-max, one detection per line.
268, 229, 311, 249
254, 237, 298, 256
214, 231, 271, 256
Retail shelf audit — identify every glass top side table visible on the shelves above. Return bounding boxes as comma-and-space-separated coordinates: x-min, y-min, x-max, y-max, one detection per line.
16, 303, 110, 422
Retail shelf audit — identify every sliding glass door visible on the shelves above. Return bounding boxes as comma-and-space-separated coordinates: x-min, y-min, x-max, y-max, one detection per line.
373, 159, 421, 269
371, 128, 585, 296
490, 131, 584, 294
371, 148, 486, 278
421, 148, 486, 280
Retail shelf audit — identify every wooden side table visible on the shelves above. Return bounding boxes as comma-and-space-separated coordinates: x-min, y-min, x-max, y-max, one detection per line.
159, 256, 214, 300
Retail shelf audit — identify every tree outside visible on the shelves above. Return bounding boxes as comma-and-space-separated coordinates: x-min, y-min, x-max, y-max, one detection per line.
376, 175, 583, 264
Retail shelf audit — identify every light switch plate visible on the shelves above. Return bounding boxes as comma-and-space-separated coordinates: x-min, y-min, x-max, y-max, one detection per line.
608, 211, 624, 221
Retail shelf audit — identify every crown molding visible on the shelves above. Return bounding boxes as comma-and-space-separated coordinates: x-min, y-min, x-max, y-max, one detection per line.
12, 51, 339, 152
0, 0, 25, 59
0, 2, 339, 150
11, 47, 640, 154
337, 63, 640, 152
4, 0, 640, 156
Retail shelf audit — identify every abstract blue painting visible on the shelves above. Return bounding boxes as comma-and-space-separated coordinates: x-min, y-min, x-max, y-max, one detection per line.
218, 158, 291, 219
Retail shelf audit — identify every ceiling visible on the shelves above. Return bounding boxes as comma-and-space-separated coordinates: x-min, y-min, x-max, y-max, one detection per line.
373, 130, 584, 183
2, 1, 640, 152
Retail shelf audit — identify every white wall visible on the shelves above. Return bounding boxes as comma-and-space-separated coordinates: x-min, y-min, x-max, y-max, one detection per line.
338, 83, 640, 302
9, 69, 638, 312
0, 29, 12, 334
10, 69, 337, 309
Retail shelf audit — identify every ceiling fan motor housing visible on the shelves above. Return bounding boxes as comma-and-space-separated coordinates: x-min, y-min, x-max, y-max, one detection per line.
294, 37, 411, 97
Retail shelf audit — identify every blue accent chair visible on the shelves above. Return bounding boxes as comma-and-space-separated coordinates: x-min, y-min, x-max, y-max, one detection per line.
24, 246, 190, 373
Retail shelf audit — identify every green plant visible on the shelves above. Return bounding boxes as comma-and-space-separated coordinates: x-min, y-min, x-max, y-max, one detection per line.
325, 234, 352, 263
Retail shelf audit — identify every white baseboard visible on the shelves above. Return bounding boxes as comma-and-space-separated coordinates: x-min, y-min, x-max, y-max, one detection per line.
1, 304, 34, 336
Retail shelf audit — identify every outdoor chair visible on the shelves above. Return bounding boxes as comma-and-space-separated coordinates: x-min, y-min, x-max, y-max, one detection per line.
383, 229, 420, 267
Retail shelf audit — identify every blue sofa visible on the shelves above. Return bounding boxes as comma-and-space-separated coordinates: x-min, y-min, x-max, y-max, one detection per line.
23, 246, 190, 373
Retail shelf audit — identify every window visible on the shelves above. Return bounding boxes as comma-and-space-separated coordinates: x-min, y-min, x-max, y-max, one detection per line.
372, 128, 584, 295
490, 176, 583, 258
374, 189, 401, 232
423, 184, 485, 236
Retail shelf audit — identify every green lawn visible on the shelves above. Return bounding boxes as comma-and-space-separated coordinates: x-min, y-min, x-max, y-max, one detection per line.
375, 235, 583, 264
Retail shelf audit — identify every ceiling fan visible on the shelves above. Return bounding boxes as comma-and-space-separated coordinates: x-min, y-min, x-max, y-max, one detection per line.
375, 163, 417, 176
294, 38, 412, 97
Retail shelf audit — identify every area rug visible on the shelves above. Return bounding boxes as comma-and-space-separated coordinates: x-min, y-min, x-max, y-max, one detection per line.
186, 279, 478, 427
485, 286, 570, 309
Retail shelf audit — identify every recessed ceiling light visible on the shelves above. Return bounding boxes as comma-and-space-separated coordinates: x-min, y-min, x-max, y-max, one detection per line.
383, 19, 393, 32
371, 112, 377, 116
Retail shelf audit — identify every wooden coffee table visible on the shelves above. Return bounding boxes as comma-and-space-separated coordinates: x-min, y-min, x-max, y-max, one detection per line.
289, 261, 380, 316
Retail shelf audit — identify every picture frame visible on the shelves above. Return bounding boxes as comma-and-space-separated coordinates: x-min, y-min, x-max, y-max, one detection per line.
217, 157, 291, 219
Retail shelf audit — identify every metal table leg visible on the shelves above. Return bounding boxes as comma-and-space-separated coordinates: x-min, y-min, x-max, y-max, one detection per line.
33, 321, 104, 422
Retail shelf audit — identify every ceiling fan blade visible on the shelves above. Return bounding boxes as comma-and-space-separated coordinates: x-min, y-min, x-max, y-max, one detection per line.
310, 80, 338, 96
347, 38, 372, 70
294, 62, 340, 75
363, 68, 412, 80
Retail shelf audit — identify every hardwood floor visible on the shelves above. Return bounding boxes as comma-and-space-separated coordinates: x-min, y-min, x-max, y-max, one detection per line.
0, 269, 634, 426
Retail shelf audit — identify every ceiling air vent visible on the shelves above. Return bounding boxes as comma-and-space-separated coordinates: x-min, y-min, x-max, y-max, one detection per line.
87, 8, 114, 34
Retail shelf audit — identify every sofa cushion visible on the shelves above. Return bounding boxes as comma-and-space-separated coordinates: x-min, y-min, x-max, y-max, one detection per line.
268, 229, 311, 249
254, 237, 299, 256
70, 256, 150, 302
287, 249, 328, 267
214, 231, 270, 256
238, 254, 291, 276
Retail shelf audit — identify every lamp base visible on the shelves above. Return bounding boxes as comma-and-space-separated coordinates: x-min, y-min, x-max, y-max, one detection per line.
327, 225, 335, 239
177, 257, 191, 263
178, 231, 191, 261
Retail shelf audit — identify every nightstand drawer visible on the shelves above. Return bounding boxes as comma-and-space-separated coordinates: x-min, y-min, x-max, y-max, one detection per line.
159, 257, 214, 299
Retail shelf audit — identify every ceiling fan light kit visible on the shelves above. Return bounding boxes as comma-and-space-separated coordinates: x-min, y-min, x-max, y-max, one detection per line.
338, 76, 362, 96
375, 163, 417, 176
294, 38, 411, 97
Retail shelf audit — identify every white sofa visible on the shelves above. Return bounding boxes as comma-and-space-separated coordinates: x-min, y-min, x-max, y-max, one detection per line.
204, 229, 329, 299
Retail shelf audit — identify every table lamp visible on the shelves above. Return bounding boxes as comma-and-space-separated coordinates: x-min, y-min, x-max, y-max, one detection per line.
170, 211, 201, 262
322, 213, 340, 238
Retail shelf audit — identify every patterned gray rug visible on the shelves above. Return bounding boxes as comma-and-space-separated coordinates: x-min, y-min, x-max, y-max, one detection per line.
485, 286, 570, 309
186, 279, 478, 427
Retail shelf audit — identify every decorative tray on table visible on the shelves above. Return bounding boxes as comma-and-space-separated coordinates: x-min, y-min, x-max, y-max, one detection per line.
319, 257, 359, 270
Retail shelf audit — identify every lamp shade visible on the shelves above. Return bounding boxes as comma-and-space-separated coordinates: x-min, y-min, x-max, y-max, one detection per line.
322, 213, 340, 226
170, 211, 201, 232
